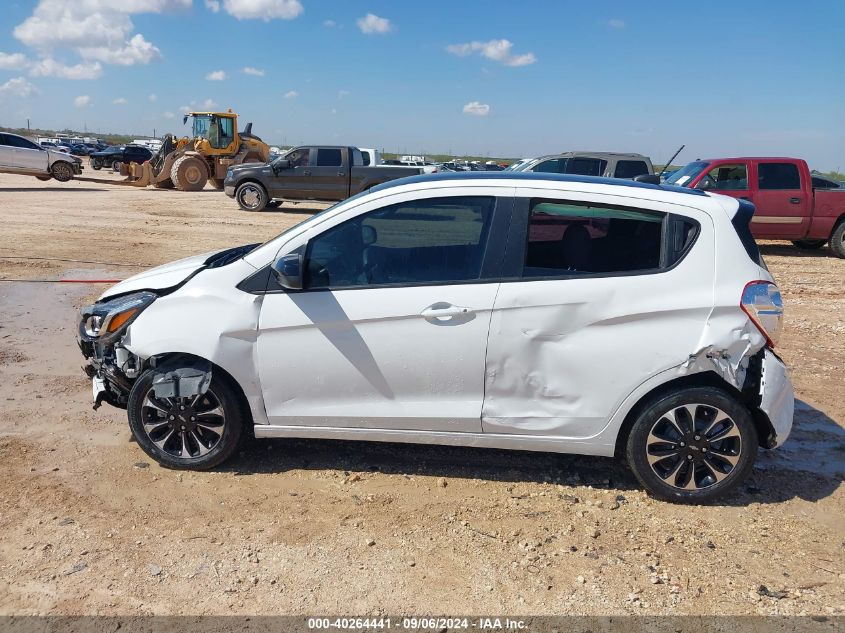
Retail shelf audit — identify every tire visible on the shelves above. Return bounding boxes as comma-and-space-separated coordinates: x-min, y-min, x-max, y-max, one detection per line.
210, 177, 225, 190
625, 387, 758, 503
112, 159, 123, 171
127, 368, 244, 470
50, 161, 74, 182
830, 221, 845, 258
171, 156, 208, 191
91, 158, 101, 171
791, 239, 826, 250
235, 182, 269, 211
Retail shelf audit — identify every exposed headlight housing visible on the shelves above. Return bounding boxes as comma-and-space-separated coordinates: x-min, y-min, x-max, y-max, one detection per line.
79, 291, 156, 343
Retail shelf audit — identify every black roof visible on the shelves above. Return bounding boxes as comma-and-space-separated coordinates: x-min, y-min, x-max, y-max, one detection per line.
371, 171, 707, 196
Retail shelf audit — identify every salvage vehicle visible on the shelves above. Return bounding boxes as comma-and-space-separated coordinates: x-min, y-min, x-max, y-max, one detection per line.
224, 145, 423, 211
512, 152, 654, 179
0, 132, 83, 182
90, 144, 153, 171
665, 157, 845, 257
78, 172, 794, 503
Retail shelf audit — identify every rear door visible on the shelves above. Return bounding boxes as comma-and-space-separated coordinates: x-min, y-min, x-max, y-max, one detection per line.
750, 161, 811, 238
0, 134, 12, 167
482, 189, 713, 443
308, 147, 349, 200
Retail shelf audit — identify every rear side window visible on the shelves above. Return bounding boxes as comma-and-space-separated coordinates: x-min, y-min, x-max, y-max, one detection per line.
306, 196, 495, 289
564, 158, 607, 177
316, 148, 343, 167
523, 200, 666, 276
614, 160, 649, 178
360, 151, 370, 166
757, 163, 801, 190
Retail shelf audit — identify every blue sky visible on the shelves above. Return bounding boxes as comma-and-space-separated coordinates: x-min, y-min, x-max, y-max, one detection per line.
1, 0, 843, 170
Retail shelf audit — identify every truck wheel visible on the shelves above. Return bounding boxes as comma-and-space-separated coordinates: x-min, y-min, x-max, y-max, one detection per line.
50, 162, 74, 182
235, 182, 269, 211
210, 178, 225, 190
91, 159, 101, 171
792, 239, 826, 250
830, 221, 845, 258
172, 156, 208, 191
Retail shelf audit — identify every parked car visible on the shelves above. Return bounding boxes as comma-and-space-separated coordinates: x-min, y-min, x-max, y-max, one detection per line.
67, 143, 93, 156
78, 172, 793, 502
811, 175, 843, 189
513, 152, 654, 179
665, 157, 845, 257
90, 145, 153, 171
0, 132, 83, 181
224, 145, 423, 211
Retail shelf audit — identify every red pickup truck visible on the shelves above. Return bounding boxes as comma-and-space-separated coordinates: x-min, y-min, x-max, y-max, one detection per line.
665, 157, 845, 257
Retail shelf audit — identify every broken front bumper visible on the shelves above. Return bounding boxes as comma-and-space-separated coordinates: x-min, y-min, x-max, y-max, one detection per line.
759, 348, 794, 447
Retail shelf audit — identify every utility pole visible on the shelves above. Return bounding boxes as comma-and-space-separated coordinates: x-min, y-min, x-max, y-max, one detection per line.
27, 119, 30, 131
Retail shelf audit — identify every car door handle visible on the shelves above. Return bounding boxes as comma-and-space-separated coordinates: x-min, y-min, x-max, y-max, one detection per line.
420, 303, 473, 320
789, 197, 801, 204
337, 171, 345, 177
302, 170, 311, 176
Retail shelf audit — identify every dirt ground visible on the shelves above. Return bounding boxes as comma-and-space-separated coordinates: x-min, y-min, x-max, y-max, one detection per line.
0, 167, 843, 616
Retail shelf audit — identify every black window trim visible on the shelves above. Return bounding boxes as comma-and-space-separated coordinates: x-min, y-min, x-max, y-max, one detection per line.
497, 197, 701, 283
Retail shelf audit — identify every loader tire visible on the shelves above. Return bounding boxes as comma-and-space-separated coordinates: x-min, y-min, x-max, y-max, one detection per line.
210, 178, 225, 190
172, 156, 208, 192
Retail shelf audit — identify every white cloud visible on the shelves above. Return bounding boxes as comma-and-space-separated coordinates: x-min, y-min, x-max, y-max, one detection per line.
79, 33, 161, 65
0, 77, 37, 98
12, 0, 188, 71
0, 52, 29, 70
357, 13, 392, 35
206, 69, 226, 80
200, 98, 217, 109
179, 98, 217, 113
29, 57, 103, 79
205, 0, 221, 12
323, 19, 336, 28
284, 90, 299, 99
74, 94, 91, 108
222, 0, 303, 21
163, 111, 175, 119
112, 97, 128, 105
446, 39, 536, 67
462, 101, 490, 116
337, 89, 350, 99
242, 66, 265, 76
608, 18, 626, 29
148, 93, 157, 102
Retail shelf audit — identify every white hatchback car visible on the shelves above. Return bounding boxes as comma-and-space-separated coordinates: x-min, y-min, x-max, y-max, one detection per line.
78, 173, 794, 502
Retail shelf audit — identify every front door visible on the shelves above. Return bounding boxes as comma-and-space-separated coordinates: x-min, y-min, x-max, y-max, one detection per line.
256, 193, 509, 432
8, 135, 48, 171
482, 190, 714, 441
270, 147, 316, 199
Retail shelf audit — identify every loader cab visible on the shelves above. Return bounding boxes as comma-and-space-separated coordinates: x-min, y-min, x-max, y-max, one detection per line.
184, 112, 238, 154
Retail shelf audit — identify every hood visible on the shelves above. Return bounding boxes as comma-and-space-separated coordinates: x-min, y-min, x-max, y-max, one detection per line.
227, 162, 271, 176
99, 243, 261, 300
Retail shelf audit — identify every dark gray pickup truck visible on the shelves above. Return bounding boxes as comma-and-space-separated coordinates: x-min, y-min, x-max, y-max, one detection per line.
224, 145, 422, 211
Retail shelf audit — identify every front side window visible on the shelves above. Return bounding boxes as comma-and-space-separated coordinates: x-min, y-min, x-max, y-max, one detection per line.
317, 148, 343, 167
757, 162, 801, 190
700, 163, 748, 191
285, 147, 310, 167
614, 160, 649, 179
5, 135, 39, 150
523, 199, 666, 276
533, 159, 564, 174
306, 196, 495, 289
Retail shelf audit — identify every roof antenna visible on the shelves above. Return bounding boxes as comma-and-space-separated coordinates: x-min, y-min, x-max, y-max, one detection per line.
660, 144, 685, 179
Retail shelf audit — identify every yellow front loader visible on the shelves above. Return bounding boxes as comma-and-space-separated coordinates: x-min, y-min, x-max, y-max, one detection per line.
127, 109, 270, 191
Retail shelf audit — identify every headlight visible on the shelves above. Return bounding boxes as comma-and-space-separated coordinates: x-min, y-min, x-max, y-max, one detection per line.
79, 291, 156, 342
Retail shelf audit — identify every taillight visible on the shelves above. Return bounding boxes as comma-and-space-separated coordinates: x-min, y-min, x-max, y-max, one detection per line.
741, 281, 783, 347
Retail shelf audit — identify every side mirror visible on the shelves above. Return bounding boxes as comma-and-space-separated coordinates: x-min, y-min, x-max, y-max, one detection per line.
274, 158, 291, 172
271, 253, 303, 290
633, 174, 661, 185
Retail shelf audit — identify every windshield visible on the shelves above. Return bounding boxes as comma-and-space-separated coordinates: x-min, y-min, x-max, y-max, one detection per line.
664, 161, 709, 187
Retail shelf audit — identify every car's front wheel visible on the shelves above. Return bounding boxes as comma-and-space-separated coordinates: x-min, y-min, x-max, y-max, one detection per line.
127, 368, 244, 470
50, 161, 74, 182
235, 182, 269, 211
626, 387, 757, 503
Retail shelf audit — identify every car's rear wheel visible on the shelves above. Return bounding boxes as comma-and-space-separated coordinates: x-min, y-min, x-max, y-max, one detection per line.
626, 387, 757, 503
792, 239, 826, 250
235, 182, 269, 211
50, 161, 74, 182
830, 221, 845, 259
127, 369, 244, 470
91, 159, 102, 170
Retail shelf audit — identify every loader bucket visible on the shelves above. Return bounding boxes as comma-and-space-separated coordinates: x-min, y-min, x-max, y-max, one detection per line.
124, 162, 152, 187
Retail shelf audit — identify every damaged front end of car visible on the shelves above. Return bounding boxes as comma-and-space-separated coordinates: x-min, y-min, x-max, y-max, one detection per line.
78, 291, 157, 409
